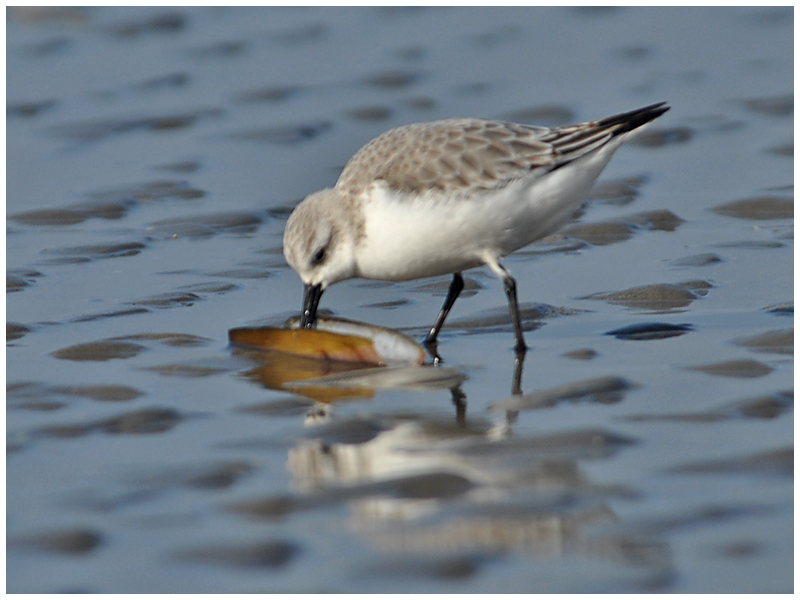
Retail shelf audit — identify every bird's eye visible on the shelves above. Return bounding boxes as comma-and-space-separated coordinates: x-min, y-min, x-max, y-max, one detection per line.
312, 247, 326, 265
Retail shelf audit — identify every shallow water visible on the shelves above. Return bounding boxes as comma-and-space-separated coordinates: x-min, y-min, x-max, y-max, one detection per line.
6, 7, 793, 593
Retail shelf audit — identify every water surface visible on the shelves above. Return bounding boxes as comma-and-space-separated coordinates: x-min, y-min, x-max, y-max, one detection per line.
7, 7, 793, 593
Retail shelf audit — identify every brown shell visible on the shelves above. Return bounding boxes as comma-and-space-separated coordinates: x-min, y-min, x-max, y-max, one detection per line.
229, 327, 384, 365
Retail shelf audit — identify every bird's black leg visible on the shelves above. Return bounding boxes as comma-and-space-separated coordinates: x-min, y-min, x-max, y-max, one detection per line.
501, 272, 527, 355
502, 270, 527, 399
424, 273, 464, 355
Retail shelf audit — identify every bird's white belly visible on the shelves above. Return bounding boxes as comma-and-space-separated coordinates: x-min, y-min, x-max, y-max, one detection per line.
354, 154, 606, 282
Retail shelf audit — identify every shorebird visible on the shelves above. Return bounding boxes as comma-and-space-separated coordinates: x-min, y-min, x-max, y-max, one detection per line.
283, 102, 669, 353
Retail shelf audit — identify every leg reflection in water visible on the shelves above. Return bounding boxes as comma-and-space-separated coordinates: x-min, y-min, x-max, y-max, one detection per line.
443, 345, 526, 430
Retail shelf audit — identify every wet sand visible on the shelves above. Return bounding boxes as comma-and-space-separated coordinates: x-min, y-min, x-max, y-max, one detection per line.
7, 7, 792, 593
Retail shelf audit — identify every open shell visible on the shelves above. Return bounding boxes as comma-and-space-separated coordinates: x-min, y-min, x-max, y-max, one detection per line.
229, 317, 426, 366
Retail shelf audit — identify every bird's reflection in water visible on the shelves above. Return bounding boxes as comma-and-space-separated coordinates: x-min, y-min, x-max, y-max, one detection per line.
230, 343, 667, 581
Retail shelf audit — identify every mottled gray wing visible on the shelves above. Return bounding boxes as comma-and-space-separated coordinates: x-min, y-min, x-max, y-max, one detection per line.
336, 118, 555, 196
336, 103, 668, 197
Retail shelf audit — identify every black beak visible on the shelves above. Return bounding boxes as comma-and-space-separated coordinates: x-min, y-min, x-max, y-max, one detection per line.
300, 283, 323, 329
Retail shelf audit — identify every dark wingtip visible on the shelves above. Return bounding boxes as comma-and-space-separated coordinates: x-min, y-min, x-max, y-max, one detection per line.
600, 102, 670, 135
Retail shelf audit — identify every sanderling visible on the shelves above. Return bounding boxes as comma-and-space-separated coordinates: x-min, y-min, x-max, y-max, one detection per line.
283, 102, 669, 354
